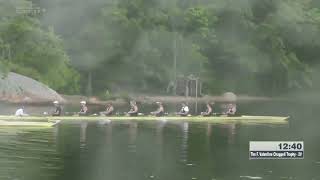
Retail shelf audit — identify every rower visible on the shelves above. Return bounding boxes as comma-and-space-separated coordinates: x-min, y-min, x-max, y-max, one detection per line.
52, 101, 62, 116
201, 102, 214, 116
177, 103, 190, 116
15, 106, 28, 116
100, 103, 114, 116
226, 103, 237, 116
79, 101, 88, 116
150, 102, 164, 117
127, 101, 139, 116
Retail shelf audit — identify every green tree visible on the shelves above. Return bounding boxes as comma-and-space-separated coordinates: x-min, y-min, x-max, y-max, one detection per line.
0, 0, 80, 93
26, 0, 320, 96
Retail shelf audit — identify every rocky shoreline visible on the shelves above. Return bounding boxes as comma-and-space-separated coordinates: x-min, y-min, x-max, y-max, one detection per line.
0, 72, 281, 106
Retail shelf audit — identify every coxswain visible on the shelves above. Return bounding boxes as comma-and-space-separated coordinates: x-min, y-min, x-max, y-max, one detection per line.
100, 103, 114, 116
177, 103, 190, 116
127, 101, 138, 116
15, 106, 28, 116
52, 101, 62, 116
201, 102, 214, 116
79, 101, 88, 116
150, 102, 165, 117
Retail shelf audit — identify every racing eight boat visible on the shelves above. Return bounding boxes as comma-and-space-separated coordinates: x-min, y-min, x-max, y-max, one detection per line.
0, 115, 289, 127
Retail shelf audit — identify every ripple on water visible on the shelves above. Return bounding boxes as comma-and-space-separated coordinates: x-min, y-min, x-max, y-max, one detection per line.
240, 176, 263, 179
0, 128, 63, 180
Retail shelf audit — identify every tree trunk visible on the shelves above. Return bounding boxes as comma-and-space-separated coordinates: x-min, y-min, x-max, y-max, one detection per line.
173, 32, 177, 95
86, 71, 92, 96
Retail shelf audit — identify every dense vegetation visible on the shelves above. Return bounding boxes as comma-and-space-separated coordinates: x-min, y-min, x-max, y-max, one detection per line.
1, 0, 320, 96
0, 0, 79, 93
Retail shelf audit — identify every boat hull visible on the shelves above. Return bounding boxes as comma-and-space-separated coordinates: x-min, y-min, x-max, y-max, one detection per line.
0, 120, 56, 127
0, 115, 289, 125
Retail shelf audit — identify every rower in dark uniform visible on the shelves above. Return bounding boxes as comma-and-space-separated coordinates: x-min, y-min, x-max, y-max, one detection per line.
201, 102, 214, 116
100, 103, 114, 116
150, 102, 165, 117
79, 101, 88, 116
52, 101, 62, 116
127, 101, 138, 116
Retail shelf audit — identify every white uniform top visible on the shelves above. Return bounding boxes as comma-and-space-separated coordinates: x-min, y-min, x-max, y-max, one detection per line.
15, 108, 27, 116
182, 106, 189, 113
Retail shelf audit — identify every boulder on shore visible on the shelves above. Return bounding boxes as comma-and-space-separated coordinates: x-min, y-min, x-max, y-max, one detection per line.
222, 92, 237, 102
0, 72, 65, 104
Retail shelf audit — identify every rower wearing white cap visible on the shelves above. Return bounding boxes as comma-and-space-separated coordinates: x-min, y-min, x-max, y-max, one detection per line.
201, 102, 214, 116
226, 103, 237, 116
79, 101, 88, 116
127, 101, 138, 116
150, 102, 164, 117
52, 101, 62, 116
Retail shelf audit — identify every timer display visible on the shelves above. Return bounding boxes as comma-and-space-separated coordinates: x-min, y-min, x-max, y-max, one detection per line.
278, 143, 303, 150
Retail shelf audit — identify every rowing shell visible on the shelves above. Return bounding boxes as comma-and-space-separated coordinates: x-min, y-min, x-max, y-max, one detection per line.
0, 120, 59, 127
0, 115, 289, 125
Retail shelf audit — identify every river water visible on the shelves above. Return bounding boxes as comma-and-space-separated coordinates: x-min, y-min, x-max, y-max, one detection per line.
0, 101, 319, 180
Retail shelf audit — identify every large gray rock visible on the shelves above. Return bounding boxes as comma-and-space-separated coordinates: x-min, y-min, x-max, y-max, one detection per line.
0, 72, 65, 104
222, 92, 237, 102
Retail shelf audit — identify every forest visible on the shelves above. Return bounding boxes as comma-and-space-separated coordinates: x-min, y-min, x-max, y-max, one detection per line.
1, 0, 320, 97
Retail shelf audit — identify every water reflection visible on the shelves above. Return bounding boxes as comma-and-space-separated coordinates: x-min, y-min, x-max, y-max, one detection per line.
0, 128, 63, 180
128, 122, 138, 145
80, 121, 88, 147
227, 124, 236, 144
0, 117, 318, 180
53, 124, 59, 142
156, 120, 166, 145
206, 123, 212, 137
154, 121, 166, 178
180, 122, 189, 163
128, 121, 138, 153
104, 121, 113, 145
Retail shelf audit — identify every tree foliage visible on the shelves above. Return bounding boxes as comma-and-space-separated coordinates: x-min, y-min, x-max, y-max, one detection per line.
0, 0, 79, 93
1, 0, 320, 96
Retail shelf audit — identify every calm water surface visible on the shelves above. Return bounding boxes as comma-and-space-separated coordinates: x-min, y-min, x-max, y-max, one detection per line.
0, 101, 319, 180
